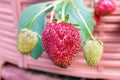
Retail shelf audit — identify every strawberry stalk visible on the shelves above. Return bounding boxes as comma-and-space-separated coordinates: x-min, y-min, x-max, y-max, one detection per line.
29, 0, 63, 30
62, 0, 69, 21
50, 4, 56, 22
91, 0, 95, 8
91, 0, 99, 8
70, 0, 95, 40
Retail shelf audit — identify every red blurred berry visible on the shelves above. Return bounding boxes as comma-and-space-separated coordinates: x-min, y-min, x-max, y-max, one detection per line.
94, 12, 100, 28
42, 21, 82, 68
95, 0, 116, 16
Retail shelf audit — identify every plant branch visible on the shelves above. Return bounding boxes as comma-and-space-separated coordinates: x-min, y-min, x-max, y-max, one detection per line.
50, 4, 56, 22
70, 0, 95, 40
29, 0, 62, 30
62, 0, 68, 21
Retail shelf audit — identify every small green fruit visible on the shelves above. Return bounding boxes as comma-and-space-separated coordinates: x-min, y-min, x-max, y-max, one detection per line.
17, 28, 38, 54
83, 39, 103, 66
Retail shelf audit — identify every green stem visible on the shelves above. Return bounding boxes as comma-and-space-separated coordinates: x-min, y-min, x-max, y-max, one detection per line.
62, 0, 68, 21
71, 0, 95, 40
29, 0, 62, 30
36, 33, 41, 39
50, 4, 56, 22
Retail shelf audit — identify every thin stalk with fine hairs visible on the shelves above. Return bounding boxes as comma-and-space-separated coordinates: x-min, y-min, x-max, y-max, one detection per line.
62, 0, 68, 21
70, 0, 95, 40
91, 0, 95, 8
50, 4, 56, 22
29, 0, 63, 30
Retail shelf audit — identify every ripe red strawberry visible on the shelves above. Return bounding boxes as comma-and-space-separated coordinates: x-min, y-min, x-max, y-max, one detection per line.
95, 0, 116, 16
42, 21, 82, 68
94, 12, 100, 28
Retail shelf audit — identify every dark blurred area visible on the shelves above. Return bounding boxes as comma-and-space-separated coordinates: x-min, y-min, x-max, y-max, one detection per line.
2, 63, 103, 80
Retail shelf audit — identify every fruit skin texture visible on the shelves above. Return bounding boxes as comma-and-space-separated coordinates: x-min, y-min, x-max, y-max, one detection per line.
83, 39, 103, 66
94, 12, 100, 28
95, 0, 116, 16
42, 21, 82, 68
17, 28, 38, 54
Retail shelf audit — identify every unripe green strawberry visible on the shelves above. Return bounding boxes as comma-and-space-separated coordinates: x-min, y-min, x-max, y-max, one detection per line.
83, 39, 103, 66
17, 28, 38, 54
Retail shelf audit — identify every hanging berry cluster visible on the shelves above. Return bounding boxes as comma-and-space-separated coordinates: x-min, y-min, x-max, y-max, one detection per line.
17, 0, 116, 68
93, 0, 116, 28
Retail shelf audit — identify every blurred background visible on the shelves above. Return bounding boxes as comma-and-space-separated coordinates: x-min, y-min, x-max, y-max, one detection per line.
0, 0, 120, 80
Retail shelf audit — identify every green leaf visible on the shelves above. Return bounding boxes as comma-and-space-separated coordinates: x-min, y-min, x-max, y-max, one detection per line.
18, 2, 50, 31
45, 4, 54, 13
64, 15, 69, 22
18, 2, 50, 59
72, 24, 79, 26
57, 11, 62, 20
30, 14, 45, 59
56, 0, 95, 44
